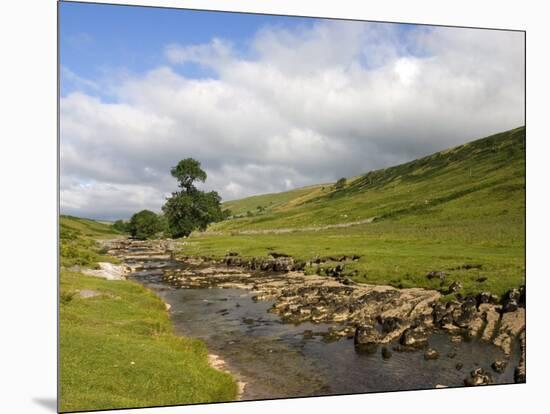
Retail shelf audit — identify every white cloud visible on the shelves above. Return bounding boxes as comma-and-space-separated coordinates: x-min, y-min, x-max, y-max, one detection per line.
60, 21, 524, 220
165, 37, 233, 67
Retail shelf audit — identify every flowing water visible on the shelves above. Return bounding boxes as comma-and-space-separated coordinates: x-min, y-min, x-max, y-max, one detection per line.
130, 261, 520, 400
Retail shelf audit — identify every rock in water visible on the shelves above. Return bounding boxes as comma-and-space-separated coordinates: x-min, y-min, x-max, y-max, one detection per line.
464, 368, 492, 386
491, 360, 507, 374
381, 347, 392, 360
424, 348, 439, 360
354, 324, 380, 354
379, 316, 402, 333
400, 326, 429, 349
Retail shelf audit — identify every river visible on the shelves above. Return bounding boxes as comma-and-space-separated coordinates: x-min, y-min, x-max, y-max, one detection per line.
125, 253, 520, 400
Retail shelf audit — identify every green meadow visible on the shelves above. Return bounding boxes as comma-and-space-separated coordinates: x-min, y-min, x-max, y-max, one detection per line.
182, 127, 525, 298
59, 216, 237, 412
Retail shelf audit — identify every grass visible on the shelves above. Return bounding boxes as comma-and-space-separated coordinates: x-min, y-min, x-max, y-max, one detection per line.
59, 217, 237, 412
60, 215, 124, 239
60, 216, 122, 268
181, 127, 525, 298
223, 183, 330, 217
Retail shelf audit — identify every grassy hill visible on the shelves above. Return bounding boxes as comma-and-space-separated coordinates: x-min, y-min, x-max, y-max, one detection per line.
60, 215, 122, 239
182, 126, 525, 297
222, 183, 329, 217
215, 127, 525, 232
59, 216, 123, 268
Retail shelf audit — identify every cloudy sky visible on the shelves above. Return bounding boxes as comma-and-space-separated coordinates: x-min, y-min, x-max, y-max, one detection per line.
60, 3, 525, 220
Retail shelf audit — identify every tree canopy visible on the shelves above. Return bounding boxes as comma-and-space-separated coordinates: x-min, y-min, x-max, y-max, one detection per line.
128, 210, 162, 239
112, 219, 129, 233
170, 158, 207, 193
163, 158, 224, 238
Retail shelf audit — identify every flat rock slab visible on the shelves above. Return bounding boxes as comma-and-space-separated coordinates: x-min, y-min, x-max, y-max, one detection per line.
78, 289, 102, 299
82, 262, 128, 280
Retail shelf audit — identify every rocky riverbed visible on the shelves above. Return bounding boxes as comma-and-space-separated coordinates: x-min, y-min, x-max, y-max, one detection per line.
101, 238, 526, 391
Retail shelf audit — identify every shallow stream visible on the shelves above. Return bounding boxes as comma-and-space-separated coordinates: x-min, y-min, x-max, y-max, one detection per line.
131, 261, 519, 400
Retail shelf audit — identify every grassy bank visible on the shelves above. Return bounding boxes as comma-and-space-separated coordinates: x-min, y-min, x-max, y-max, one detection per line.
180, 127, 525, 298
59, 217, 237, 412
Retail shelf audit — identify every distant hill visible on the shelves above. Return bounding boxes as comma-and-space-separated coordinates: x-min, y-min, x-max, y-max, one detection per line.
60, 215, 122, 239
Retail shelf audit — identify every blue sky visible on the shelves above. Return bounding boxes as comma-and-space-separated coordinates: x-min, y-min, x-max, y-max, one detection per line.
60, 1, 425, 98
60, 2, 317, 96
59, 1, 524, 220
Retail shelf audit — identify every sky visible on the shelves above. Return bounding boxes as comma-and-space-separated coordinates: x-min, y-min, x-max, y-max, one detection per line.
59, 1, 525, 220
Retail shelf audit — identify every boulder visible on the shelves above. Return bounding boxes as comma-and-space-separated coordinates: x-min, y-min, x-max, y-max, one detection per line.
502, 288, 521, 313
477, 292, 492, 306
379, 316, 402, 333
82, 262, 127, 280
381, 347, 392, 360
452, 299, 477, 328
354, 324, 379, 347
491, 360, 507, 374
424, 348, 439, 360
464, 368, 492, 386
400, 326, 429, 349
292, 261, 306, 271
447, 281, 463, 294
502, 299, 518, 313
78, 289, 101, 299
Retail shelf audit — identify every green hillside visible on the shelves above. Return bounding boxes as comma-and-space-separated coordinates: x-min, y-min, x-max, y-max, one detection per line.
183, 127, 525, 297
60, 215, 123, 268
60, 215, 122, 239
216, 127, 525, 232
222, 184, 328, 217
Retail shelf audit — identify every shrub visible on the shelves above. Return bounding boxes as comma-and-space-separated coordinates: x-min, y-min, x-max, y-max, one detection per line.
128, 210, 162, 240
334, 177, 347, 189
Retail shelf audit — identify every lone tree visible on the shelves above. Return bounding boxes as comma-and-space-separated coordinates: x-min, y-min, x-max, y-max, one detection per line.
162, 158, 224, 238
334, 177, 347, 189
128, 210, 162, 239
